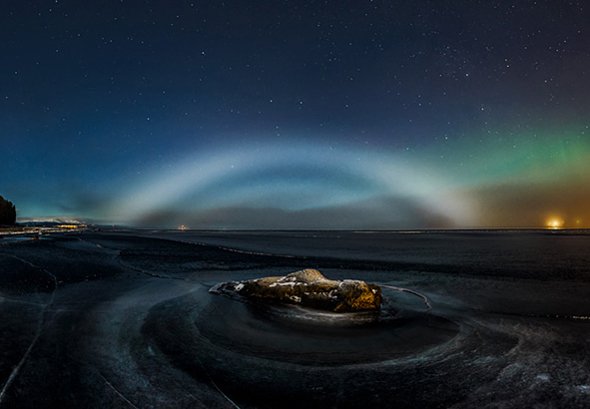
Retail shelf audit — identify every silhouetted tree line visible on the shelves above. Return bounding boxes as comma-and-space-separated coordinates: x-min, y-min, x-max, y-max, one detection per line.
0, 195, 16, 225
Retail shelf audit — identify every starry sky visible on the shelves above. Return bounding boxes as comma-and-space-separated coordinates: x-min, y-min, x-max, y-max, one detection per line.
1, 1, 589, 229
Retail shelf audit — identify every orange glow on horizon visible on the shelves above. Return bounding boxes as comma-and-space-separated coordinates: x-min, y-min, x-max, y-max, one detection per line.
546, 217, 564, 230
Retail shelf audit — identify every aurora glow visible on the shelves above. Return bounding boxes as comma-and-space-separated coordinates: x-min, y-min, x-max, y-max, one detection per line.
1, 1, 589, 229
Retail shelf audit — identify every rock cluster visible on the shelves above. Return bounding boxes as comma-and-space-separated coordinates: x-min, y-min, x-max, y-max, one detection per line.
212, 269, 382, 312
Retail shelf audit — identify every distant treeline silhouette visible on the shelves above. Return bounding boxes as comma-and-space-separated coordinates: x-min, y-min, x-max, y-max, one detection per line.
0, 195, 16, 225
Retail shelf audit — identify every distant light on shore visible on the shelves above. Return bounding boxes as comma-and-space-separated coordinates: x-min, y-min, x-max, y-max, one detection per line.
178, 224, 188, 231
546, 217, 564, 230
57, 224, 86, 230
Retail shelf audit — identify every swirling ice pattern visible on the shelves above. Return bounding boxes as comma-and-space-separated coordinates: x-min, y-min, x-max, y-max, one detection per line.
2, 233, 589, 409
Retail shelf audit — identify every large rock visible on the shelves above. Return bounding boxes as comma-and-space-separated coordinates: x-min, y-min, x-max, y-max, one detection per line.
212, 269, 382, 312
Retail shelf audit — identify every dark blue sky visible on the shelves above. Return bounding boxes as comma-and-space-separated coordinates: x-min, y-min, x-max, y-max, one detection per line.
2, 1, 589, 228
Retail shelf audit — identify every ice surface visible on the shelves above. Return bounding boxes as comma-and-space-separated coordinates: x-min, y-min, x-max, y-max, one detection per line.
0, 230, 589, 408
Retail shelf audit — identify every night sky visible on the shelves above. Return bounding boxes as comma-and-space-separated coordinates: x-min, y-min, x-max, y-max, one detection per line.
2, 1, 589, 229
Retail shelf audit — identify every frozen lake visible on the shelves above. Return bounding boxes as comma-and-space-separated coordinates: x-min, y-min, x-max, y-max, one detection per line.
0, 230, 589, 408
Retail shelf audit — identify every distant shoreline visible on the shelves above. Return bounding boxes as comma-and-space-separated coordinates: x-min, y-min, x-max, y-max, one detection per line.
0, 224, 87, 236
2, 225, 589, 236
140, 228, 590, 234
